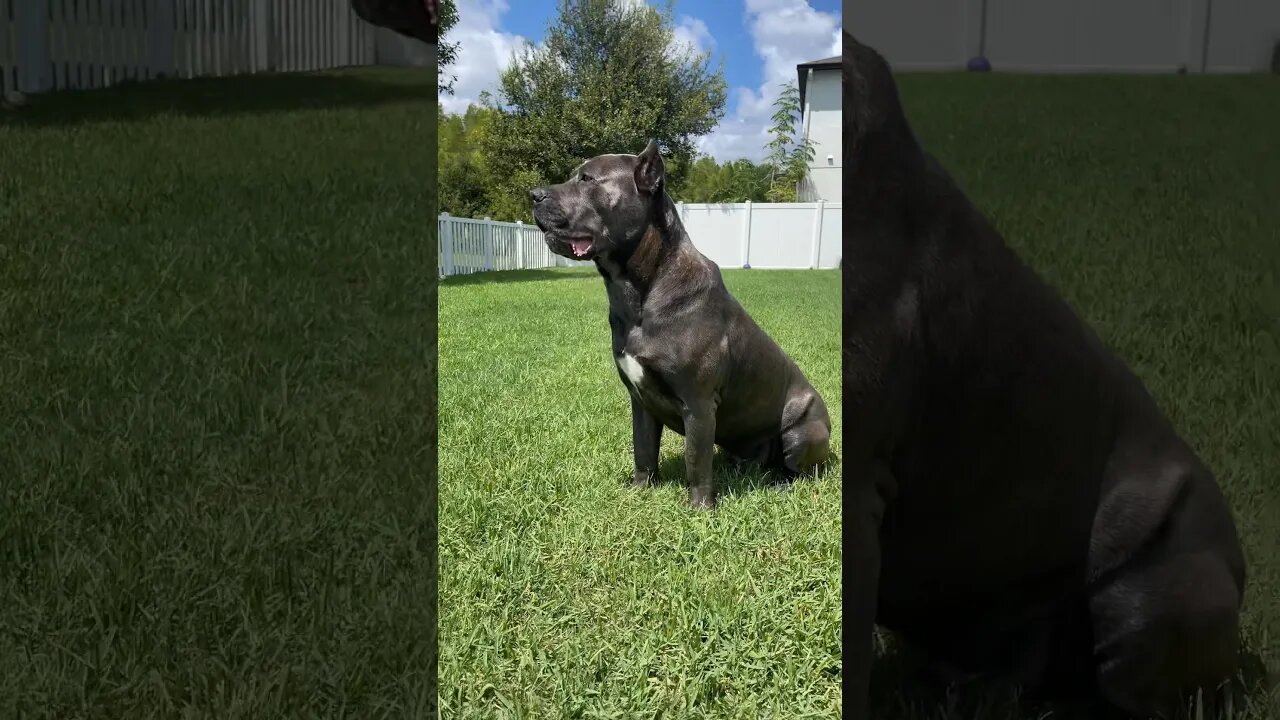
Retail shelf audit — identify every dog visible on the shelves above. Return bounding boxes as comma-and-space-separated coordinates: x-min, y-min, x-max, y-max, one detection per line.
529, 141, 832, 509
843, 33, 1246, 719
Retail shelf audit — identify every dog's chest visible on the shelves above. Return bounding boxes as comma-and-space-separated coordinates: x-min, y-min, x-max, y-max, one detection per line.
615, 347, 683, 427
617, 352, 646, 387
602, 273, 685, 424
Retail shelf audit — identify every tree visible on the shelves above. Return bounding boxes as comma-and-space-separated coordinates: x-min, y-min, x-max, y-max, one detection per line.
438, 0, 459, 95
763, 81, 815, 202
478, 0, 727, 221
669, 155, 770, 203
438, 105, 495, 217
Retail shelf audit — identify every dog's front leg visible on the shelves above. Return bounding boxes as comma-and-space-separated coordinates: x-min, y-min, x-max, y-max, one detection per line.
630, 398, 661, 487
849, 460, 890, 720
682, 400, 717, 509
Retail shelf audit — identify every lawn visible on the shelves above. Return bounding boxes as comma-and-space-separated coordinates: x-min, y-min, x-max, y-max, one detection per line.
0, 68, 437, 718
868, 74, 1280, 718
438, 268, 843, 717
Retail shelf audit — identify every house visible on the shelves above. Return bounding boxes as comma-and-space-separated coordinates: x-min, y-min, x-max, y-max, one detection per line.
795, 55, 841, 202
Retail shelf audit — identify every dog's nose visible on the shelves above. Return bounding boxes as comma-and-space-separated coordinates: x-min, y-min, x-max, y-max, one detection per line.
530, 187, 550, 204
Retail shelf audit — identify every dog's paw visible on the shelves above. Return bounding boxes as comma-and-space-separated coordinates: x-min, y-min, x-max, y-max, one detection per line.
688, 489, 717, 510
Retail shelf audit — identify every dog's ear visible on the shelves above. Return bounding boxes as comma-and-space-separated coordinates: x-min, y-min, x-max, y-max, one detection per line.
634, 139, 665, 195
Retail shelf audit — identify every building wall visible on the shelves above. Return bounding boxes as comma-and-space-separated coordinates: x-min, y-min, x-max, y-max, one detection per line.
800, 68, 842, 202
847, 0, 1280, 73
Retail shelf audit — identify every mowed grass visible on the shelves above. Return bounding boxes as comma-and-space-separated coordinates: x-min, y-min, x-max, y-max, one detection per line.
869, 74, 1280, 718
438, 268, 842, 717
0, 69, 436, 717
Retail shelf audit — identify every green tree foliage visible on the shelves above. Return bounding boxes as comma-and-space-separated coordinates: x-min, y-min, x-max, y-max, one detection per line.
477, 0, 727, 221
437, 104, 496, 218
763, 81, 815, 202
439, 0, 459, 95
668, 155, 771, 203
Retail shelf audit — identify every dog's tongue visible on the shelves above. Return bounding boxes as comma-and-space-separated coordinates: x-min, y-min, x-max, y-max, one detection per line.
570, 239, 591, 257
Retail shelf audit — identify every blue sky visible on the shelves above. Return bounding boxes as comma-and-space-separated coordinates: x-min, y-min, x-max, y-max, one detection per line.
440, 0, 842, 163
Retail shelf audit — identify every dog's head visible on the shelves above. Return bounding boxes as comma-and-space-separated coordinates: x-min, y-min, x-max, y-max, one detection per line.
529, 140, 666, 262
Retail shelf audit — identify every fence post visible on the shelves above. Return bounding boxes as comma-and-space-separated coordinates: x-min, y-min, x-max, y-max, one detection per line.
483, 217, 495, 271
809, 199, 825, 269
741, 200, 753, 268
1184, 0, 1211, 72
515, 221, 527, 269
15, 0, 52, 93
251, 0, 273, 72
146, 0, 176, 79
440, 213, 454, 277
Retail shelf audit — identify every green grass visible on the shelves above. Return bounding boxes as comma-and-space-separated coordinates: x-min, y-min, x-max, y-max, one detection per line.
438, 268, 842, 717
868, 73, 1280, 719
0, 68, 437, 718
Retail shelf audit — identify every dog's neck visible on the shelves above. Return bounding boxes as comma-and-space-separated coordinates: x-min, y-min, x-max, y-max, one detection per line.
600, 193, 687, 290
848, 129, 925, 228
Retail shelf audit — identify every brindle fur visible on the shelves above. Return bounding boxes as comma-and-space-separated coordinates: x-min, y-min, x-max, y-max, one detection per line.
844, 32, 1246, 719
531, 141, 832, 509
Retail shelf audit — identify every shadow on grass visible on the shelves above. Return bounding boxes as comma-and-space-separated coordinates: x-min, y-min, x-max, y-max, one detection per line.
869, 632, 1275, 720
645, 448, 840, 501
4, 70, 428, 127
441, 268, 597, 286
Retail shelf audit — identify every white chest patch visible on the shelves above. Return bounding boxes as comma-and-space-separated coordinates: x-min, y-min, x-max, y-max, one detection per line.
617, 353, 645, 387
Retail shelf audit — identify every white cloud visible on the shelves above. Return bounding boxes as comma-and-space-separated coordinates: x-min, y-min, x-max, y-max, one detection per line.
698, 0, 841, 163
438, 0, 529, 114
671, 15, 714, 56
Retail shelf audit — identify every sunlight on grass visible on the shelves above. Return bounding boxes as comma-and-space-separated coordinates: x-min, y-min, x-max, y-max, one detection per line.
438, 268, 842, 718
0, 68, 436, 717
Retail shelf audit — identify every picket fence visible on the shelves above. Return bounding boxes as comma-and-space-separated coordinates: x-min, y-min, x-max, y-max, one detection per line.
0, 0, 380, 95
439, 201, 843, 278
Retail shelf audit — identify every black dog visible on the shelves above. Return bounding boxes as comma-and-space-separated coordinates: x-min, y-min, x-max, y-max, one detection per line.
530, 141, 832, 509
844, 33, 1246, 719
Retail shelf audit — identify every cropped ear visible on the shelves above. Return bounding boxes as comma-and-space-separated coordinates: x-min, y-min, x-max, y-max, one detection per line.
634, 139, 665, 195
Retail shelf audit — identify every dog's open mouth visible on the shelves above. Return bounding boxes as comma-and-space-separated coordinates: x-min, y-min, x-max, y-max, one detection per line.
566, 237, 593, 258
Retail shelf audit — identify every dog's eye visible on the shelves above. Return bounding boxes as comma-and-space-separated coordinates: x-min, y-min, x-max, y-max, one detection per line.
579, 173, 594, 183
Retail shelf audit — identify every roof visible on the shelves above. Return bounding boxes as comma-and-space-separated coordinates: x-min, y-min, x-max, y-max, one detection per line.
796, 55, 840, 110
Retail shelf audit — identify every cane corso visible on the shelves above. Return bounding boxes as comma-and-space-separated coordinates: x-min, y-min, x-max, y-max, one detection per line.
530, 141, 832, 509
844, 33, 1246, 719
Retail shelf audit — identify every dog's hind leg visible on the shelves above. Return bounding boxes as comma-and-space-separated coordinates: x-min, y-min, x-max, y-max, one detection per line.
780, 388, 831, 475
782, 421, 830, 475
1088, 461, 1245, 718
1091, 551, 1242, 719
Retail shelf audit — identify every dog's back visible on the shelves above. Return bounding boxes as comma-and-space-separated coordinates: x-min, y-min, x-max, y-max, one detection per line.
844, 31, 1245, 718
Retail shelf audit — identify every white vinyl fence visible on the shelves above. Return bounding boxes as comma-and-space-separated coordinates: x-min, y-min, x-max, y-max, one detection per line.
439, 201, 843, 278
0, 0, 398, 95
849, 0, 1280, 73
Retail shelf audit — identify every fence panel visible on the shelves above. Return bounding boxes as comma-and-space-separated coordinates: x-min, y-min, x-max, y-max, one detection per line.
438, 215, 556, 278
440, 203, 843, 279
0, 0, 382, 93
679, 203, 751, 267
846, 0, 1279, 73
